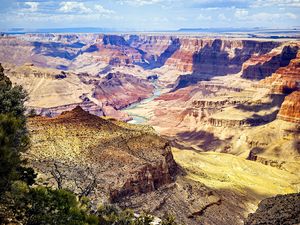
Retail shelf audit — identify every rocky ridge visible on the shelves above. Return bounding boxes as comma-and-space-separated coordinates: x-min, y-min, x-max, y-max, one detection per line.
245, 193, 300, 225
277, 90, 300, 123
27, 106, 177, 203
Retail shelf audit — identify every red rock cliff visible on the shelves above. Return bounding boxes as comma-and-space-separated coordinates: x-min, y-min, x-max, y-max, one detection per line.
277, 91, 300, 123
260, 49, 300, 94
242, 45, 299, 80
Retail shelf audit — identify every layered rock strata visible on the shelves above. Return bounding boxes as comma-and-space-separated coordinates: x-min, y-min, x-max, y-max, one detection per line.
277, 91, 300, 123
260, 49, 300, 94
242, 45, 299, 80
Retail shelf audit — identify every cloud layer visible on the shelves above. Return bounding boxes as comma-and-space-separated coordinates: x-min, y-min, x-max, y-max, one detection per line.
0, 0, 299, 30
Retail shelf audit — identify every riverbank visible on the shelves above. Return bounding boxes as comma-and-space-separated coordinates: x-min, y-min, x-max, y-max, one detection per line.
121, 81, 165, 124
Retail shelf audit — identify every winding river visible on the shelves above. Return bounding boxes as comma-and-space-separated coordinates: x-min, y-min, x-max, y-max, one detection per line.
122, 81, 162, 124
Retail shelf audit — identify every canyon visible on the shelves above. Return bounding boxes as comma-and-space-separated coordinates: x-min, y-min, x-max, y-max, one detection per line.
0, 33, 299, 224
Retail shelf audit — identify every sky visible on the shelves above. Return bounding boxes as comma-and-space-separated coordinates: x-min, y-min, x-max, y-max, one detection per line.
0, 0, 300, 31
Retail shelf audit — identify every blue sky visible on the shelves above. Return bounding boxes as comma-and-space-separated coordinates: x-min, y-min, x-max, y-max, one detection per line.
0, 0, 299, 31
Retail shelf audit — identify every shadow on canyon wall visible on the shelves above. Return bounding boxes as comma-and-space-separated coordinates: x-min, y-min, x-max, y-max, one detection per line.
33, 41, 85, 60
136, 38, 181, 69
103, 35, 130, 46
245, 110, 280, 126
242, 45, 299, 80
236, 94, 286, 126
174, 130, 231, 151
235, 94, 285, 112
172, 39, 282, 91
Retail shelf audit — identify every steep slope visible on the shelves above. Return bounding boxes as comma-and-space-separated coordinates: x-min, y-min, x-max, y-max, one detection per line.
277, 91, 300, 123
242, 44, 299, 80
92, 71, 154, 110
260, 48, 300, 94
26, 106, 177, 203
245, 193, 300, 225
172, 149, 299, 225
4, 63, 93, 108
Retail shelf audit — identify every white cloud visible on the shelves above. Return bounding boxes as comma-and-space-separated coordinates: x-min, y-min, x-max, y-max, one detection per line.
285, 12, 298, 19
196, 14, 212, 20
234, 10, 298, 21
119, 0, 162, 6
251, 0, 300, 8
252, 12, 281, 21
58, 2, 115, 18
176, 16, 188, 21
59, 2, 92, 13
23, 2, 39, 12
94, 5, 115, 15
118, 0, 179, 6
234, 9, 248, 18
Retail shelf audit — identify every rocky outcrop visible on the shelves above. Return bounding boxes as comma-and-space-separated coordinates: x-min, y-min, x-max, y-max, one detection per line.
192, 99, 244, 109
27, 106, 177, 204
110, 148, 177, 202
93, 71, 154, 110
4, 64, 153, 121
125, 35, 175, 68
245, 193, 300, 225
30, 99, 104, 117
277, 91, 300, 123
208, 117, 252, 127
260, 50, 300, 94
242, 45, 299, 80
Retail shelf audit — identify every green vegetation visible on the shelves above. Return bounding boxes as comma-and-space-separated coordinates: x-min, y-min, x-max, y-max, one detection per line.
0, 63, 29, 192
0, 63, 178, 224
97, 204, 178, 225
9, 182, 98, 225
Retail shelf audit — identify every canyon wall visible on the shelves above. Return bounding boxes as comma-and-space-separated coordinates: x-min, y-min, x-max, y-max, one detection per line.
3, 63, 154, 121
0, 34, 285, 78
260, 49, 300, 94
92, 71, 154, 109
242, 45, 299, 80
277, 91, 300, 123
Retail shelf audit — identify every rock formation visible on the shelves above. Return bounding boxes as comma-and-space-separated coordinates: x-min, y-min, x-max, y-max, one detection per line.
277, 91, 300, 123
27, 106, 177, 204
260, 48, 300, 94
245, 193, 300, 225
242, 45, 299, 80
0, 34, 282, 80
93, 71, 154, 110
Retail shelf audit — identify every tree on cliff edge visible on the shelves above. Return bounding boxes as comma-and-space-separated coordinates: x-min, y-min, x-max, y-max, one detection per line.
0, 63, 29, 192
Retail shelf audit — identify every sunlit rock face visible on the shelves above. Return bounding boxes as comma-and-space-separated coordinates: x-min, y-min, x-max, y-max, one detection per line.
277, 91, 300, 123
93, 71, 154, 110
27, 106, 177, 204
242, 45, 299, 80
260, 48, 300, 94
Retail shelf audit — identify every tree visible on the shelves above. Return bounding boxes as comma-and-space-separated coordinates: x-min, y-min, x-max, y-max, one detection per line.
0, 63, 29, 192
10, 182, 98, 225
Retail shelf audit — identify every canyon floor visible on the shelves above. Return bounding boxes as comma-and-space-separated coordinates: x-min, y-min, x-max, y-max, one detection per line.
1, 33, 299, 224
